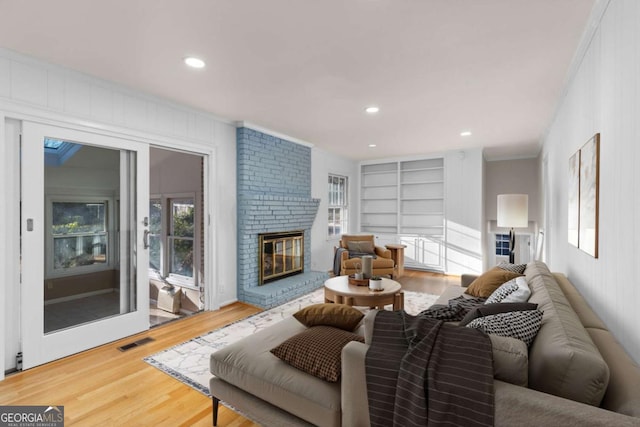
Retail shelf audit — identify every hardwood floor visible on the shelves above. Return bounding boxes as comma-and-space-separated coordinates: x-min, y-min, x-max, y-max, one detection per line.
396, 268, 460, 294
0, 270, 456, 426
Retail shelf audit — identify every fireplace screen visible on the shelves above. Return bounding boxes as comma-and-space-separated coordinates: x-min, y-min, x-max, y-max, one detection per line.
259, 231, 304, 285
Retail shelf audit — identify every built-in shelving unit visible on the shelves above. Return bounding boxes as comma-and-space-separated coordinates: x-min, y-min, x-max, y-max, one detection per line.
360, 162, 398, 234
399, 158, 444, 236
360, 158, 445, 270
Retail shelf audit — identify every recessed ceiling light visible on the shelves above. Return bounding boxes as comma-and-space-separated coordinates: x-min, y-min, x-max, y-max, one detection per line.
368, 144, 377, 148
460, 131, 472, 137
365, 106, 380, 114
184, 56, 205, 69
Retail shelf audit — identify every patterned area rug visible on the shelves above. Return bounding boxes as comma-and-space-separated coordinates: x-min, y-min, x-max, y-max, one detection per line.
144, 288, 439, 395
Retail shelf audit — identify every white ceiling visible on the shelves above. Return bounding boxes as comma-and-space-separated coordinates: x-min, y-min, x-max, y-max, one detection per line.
0, 0, 595, 161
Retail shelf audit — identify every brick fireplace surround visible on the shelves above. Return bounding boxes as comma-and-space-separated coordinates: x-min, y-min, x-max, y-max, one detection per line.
236, 127, 327, 308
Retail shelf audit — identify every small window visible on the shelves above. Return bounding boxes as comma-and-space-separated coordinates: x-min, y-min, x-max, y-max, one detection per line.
169, 198, 195, 281
495, 233, 510, 256
148, 195, 197, 287
328, 174, 348, 238
51, 201, 108, 270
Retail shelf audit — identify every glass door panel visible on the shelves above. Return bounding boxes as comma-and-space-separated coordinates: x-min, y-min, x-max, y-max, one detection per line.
21, 122, 149, 369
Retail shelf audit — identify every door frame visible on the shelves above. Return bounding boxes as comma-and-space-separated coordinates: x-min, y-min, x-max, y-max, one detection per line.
0, 115, 22, 380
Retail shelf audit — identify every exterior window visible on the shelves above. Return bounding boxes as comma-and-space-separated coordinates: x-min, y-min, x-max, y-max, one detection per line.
169, 198, 195, 280
51, 201, 108, 270
149, 196, 196, 286
328, 174, 348, 238
496, 233, 510, 256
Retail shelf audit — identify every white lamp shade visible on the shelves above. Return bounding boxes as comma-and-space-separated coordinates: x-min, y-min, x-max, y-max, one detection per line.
497, 194, 528, 228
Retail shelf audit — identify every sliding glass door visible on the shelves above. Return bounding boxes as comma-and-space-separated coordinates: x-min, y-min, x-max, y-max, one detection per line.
21, 122, 149, 369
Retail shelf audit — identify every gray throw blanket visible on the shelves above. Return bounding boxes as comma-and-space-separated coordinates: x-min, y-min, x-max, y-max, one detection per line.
333, 248, 347, 275
365, 311, 494, 427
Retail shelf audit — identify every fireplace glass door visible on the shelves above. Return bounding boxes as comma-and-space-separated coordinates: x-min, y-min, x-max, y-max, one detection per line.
259, 231, 303, 284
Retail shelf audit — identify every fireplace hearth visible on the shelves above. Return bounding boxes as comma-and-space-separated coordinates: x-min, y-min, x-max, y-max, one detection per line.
259, 230, 304, 285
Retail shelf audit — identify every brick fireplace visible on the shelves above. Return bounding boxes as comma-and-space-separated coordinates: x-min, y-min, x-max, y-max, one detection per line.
237, 127, 327, 308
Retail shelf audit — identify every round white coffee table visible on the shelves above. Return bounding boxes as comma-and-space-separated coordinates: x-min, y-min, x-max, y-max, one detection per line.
323, 276, 404, 310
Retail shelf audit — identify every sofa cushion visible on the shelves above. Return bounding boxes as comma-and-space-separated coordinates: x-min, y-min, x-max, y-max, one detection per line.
552, 273, 607, 330
587, 328, 640, 417
465, 267, 523, 298
459, 302, 538, 326
293, 303, 364, 331
342, 256, 394, 269
525, 261, 610, 406
489, 335, 529, 387
502, 276, 532, 303
210, 317, 342, 427
485, 278, 519, 303
496, 262, 527, 274
270, 326, 364, 382
434, 284, 472, 306
466, 309, 543, 346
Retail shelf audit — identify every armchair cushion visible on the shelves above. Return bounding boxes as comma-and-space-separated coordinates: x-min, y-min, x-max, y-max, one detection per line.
345, 240, 375, 254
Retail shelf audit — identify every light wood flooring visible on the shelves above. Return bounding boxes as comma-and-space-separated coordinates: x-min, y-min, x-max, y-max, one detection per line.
0, 270, 458, 426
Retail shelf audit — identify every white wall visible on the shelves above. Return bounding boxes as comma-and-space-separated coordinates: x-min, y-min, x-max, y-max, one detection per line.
310, 147, 359, 272
444, 148, 484, 274
484, 157, 540, 265
542, 0, 640, 363
45, 145, 120, 193
150, 148, 202, 195
485, 157, 540, 223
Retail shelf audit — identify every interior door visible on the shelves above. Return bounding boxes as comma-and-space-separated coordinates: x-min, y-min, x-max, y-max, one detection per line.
21, 122, 149, 369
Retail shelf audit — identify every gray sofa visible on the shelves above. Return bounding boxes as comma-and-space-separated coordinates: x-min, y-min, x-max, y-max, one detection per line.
209, 261, 640, 426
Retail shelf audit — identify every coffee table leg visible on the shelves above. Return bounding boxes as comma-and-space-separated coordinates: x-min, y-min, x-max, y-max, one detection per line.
393, 291, 404, 310
324, 289, 334, 304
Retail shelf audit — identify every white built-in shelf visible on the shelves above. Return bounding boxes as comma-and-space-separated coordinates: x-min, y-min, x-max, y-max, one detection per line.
401, 212, 444, 216
360, 158, 445, 238
400, 180, 445, 185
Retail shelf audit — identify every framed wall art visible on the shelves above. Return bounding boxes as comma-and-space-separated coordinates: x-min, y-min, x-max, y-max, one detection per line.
568, 151, 580, 247
578, 133, 600, 258
568, 133, 600, 258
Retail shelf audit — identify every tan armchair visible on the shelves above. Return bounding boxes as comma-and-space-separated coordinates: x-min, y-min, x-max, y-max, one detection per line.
338, 234, 395, 278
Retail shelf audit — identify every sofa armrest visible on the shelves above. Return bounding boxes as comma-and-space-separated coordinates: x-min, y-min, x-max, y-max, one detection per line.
341, 341, 370, 427
374, 246, 391, 259
494, 380, 640, 426
461, 274, 478, 288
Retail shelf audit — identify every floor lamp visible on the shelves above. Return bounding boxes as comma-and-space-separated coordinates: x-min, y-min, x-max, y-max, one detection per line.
497, 194, 528, 264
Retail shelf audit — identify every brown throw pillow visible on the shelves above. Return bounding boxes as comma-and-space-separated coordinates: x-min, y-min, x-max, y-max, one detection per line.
459, 302, 538, 326
270, 326, 364, 382
293, 303, 364, 331
346, 240, 375, 254
465, 267, 523, 298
